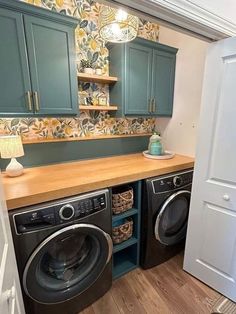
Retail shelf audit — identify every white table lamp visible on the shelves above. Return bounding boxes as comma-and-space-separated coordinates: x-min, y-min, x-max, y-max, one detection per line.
0, 135, 25, 177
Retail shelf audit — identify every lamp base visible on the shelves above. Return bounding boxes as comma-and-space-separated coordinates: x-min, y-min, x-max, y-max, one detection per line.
6, 158, 24, 177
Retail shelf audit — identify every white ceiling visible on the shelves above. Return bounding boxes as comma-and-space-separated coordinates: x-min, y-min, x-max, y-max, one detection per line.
102, 0, 236, 41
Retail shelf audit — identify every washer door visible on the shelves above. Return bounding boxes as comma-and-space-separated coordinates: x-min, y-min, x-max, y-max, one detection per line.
23, 224, 112, 304
154, 190, 191, 245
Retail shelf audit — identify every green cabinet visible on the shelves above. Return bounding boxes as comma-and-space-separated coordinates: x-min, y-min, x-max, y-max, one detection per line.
109, 37, 178, 117
0, 0, 78, 116
0, 8, 31, 115
125, 43, 153, 115
151, 48, 177, 116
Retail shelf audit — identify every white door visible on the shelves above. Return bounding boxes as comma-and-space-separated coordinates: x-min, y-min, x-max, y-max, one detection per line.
184, 36, 236, 301
0, 176, 25, 314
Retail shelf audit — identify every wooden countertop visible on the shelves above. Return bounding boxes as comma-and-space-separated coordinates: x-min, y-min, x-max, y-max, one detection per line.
2, 153, 194, 210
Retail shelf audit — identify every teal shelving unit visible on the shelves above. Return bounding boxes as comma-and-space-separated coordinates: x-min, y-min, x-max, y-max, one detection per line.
112, 181, 141, 280
113, 237, 138, 254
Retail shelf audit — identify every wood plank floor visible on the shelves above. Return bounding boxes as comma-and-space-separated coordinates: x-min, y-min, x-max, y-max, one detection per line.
81, 252, 221, 314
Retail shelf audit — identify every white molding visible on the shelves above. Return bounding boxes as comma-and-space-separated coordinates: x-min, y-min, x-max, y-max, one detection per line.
108, 0, 236, 40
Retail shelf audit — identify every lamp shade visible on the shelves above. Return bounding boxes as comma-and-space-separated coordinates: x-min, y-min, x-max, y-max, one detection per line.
99, 6, 139, 43
0, 135, 24, 159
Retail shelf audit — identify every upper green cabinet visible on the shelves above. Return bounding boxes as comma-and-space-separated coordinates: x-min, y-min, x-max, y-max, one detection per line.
0, 0, 78, 116
109, 37, 178, 117
151, 48, 177, 116
125, 43, 153, 115
0, 8, 31, 115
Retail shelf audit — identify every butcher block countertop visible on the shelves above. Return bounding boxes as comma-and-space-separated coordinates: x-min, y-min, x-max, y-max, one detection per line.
2, 153, 194, 210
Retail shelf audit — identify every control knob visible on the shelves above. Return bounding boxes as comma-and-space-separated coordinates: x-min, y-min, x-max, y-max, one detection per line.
173, 176, 183, 187
59, 204, 75, 221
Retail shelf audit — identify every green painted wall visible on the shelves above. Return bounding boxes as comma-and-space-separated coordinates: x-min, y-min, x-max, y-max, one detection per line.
0, 136, 149, 169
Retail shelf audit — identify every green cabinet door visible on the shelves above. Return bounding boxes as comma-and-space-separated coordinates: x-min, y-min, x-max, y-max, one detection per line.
23, 15, 78, 115
109, 37, 177, 117
124, 42, 152, 115
0, 8, 32, 115
151, 48, 177, 116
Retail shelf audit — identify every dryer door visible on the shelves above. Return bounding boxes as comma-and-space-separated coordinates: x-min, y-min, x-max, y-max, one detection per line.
154, 190, 191, 245
23, 224, 112, 304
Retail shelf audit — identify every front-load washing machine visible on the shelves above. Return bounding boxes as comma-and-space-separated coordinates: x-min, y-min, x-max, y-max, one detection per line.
140, 169, 193, 269
9, 189, 112, 314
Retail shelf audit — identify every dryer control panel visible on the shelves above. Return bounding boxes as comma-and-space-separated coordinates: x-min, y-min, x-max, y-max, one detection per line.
152, 170, 193, 194
14, 190, 108, 234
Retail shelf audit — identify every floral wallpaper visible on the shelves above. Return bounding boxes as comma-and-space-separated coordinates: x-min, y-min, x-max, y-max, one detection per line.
0, 0, 159, 140
0, 114, 155, 139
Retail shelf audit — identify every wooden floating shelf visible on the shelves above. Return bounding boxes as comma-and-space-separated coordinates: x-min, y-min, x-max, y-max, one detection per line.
79, 105, 118, 111
78, 73, 118, 84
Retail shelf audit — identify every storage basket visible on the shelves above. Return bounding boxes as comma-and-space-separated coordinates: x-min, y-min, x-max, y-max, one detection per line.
112, 218, 133, 244
112, 185, 134, 215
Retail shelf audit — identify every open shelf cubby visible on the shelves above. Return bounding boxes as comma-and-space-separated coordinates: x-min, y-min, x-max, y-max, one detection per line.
113, 244, 139, 280
113, 237, 138, 254
111, 181, 141, 279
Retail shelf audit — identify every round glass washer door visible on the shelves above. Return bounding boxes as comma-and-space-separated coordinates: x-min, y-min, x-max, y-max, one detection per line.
154, 190, 191, 245
23, 224, 112, 304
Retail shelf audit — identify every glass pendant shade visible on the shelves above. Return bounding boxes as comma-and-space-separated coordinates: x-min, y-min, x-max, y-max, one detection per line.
99, 6, 139, 43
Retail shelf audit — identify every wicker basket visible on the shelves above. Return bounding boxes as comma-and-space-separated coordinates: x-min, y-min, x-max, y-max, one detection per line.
112, 218, 133, 244
112, 186, 134, 215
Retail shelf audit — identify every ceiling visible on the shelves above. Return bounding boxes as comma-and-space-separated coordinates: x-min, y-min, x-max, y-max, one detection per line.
101, 0, 236, 41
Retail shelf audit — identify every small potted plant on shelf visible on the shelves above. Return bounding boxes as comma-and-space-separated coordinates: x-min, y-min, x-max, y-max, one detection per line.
80, 59, 94, 74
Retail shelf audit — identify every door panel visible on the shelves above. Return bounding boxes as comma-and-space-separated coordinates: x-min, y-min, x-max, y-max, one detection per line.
24, 15, 78, 115
0, 8, 32, 115
199, 203, 236, 276
0, 175, 25, 313
184, 37, 236, 301
2, 277, 23, 314
0, 187, 11, 314
152, 49, 176, 116
125, 43, 152, 115
209, 59, 236, 184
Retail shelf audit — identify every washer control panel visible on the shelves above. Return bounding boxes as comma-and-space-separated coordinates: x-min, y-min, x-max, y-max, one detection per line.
14, 191, 107, 234
152, 170, 193, 194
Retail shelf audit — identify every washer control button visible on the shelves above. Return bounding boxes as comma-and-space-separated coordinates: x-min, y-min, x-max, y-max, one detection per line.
59, 204, 75, 221
173, 176, 183, 187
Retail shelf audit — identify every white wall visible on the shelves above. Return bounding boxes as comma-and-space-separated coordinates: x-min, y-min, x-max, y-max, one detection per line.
156, 26, 209, 157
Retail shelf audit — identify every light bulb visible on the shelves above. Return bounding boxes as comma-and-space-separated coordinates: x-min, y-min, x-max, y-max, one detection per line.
111, 23, 121, 36
116, 9, 128, 22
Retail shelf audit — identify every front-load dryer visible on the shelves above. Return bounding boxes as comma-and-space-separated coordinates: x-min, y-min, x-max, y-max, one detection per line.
9, 189, 112, 314
140, 169, 193, 269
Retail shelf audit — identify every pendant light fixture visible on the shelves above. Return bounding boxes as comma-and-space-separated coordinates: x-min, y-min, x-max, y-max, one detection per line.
99, 6, 139, 43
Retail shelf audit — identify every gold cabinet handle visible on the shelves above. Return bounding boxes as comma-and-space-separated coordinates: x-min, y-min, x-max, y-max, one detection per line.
148, 98, 152, 113
152, 98, 156, 113
33, 91, 40, 112
26, 91, 32, 111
